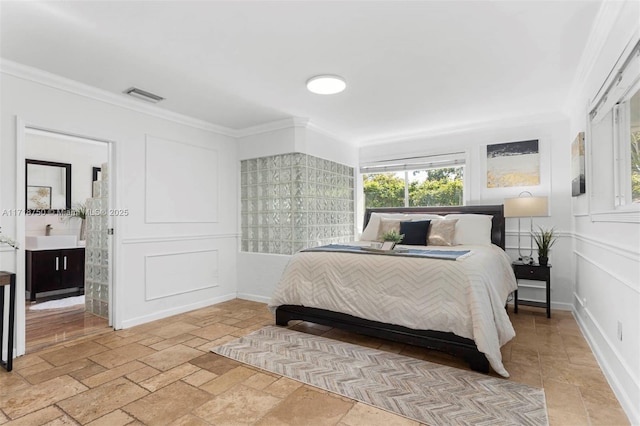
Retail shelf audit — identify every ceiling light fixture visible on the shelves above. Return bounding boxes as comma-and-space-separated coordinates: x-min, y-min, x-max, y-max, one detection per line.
124, 87, 165, 103
306, 75, 346, 95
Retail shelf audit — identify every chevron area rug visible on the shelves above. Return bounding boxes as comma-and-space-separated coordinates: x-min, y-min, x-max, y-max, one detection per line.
212, 326, 548, 426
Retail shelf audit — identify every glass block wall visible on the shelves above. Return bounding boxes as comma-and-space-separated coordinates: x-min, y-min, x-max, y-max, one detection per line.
85, 162, 109, 319
241, 153, 354, 255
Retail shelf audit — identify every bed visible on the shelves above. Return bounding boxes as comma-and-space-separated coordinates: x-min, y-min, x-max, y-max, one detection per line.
269, 205, 517, 377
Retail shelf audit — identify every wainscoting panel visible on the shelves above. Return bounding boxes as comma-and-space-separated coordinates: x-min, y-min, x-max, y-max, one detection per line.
118, 235, 237, 329
145, 135, 219, 223
573, 232, 640, 425
145, 249, 219, 301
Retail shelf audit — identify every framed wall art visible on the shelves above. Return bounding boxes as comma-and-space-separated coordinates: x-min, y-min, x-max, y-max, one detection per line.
27, 185, 52, 210
571, 132, 586, 196
486, 139, 540, 188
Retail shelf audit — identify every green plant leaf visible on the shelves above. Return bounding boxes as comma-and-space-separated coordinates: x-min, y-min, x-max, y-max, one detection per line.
380, 229, 404, 243
531, 226, 557, 257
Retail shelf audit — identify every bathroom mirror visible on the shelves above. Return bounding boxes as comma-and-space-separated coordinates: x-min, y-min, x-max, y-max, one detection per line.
26, 159, 72, 212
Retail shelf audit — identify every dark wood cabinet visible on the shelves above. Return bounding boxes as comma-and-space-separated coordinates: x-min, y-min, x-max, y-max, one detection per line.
26, 248, 85, 301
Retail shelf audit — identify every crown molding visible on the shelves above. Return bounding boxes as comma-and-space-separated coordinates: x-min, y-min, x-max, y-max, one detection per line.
357, 111, 567, 147
0, 58, 237, 137
0, 59, 358, 144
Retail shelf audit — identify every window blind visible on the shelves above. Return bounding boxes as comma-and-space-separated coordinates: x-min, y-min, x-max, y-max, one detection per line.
359, 152, 466, 174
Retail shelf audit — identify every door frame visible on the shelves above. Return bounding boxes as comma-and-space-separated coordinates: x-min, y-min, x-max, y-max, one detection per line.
15, 117, 118, 355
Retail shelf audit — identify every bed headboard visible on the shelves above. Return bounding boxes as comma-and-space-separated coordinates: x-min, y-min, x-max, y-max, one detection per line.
363, 205, 505, 249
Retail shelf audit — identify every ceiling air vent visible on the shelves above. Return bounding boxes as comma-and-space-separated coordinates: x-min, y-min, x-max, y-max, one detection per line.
124, 87, 165, 103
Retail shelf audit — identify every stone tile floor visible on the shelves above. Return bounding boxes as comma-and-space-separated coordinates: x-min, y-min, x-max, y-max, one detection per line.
0, 299, 630, 425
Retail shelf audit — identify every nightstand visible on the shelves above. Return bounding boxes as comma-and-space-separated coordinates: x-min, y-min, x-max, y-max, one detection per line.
512, 262, 551, 318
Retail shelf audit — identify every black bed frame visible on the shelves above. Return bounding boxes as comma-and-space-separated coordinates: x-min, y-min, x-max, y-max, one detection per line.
275, 204, 505, 374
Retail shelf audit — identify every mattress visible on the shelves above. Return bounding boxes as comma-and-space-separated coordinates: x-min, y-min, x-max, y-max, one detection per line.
269, 242, 518, 377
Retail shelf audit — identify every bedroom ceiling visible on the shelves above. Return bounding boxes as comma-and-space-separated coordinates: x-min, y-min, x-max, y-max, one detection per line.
0, 1, 602, 144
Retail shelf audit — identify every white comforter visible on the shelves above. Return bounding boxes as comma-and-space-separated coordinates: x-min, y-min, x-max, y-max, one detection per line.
268, 242, 518, 377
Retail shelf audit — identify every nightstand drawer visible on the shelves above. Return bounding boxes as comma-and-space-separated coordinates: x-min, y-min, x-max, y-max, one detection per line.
513, 264, 550, 280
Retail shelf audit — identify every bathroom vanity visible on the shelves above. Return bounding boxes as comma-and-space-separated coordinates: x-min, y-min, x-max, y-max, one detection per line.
25, 236, 84, 301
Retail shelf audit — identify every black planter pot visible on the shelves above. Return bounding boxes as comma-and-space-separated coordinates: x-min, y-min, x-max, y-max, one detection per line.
538, 256, 549, 266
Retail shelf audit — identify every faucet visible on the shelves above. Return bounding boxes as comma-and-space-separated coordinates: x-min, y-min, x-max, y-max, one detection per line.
45, 224, 52, 236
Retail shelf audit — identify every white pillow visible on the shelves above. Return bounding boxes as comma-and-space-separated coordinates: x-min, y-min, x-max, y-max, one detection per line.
408, 214, 446, 221
444, 214, 493, 245
360, 213, 444, 241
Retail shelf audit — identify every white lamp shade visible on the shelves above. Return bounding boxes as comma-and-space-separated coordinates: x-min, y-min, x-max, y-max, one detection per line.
504, 196, 548, 217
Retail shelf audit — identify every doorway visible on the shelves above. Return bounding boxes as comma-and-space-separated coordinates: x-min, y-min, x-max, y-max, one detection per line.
17, 124, 115, 354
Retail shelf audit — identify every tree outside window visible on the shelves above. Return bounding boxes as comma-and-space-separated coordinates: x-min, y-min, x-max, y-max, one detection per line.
630, 87, 640, 204
363, 167, 464, 209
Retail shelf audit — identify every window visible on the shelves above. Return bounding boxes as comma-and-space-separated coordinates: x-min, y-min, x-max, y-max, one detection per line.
632, 91, 640, 203
588, 38, 640, 219
361, 153, 465, 209
616, 86, 640, 204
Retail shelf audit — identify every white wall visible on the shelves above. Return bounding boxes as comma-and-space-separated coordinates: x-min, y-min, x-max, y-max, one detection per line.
0, 64, 238, 356
236, 124, 358, 302
24, 132, 108, 237
359, 116, 575, 309
564, 1, 640, 423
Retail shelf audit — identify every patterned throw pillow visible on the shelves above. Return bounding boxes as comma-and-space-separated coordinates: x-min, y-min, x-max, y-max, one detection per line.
360, 213, 409, 241
427, 219, 458, 246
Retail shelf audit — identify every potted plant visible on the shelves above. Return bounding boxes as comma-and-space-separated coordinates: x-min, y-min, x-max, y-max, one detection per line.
66, 203, 88, 241
0, 226, 18, 249
532, 226, 557, 266
381, 229, 404, 244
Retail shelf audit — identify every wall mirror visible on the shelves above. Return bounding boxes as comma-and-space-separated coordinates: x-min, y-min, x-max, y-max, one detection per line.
26, 159, 72, 212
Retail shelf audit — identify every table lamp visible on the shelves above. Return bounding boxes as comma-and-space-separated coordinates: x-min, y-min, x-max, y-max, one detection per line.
504, 192, 548, 264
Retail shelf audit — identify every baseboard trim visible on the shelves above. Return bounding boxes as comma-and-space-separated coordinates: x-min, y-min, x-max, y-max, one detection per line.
236, 293, 271, 304
572, 297, 639, 425
551, 301, 574, 311
118, 293, 236, 329
506, 298, 573, 311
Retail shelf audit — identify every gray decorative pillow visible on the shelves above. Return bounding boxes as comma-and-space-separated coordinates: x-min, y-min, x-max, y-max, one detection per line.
427, 219, 458, 246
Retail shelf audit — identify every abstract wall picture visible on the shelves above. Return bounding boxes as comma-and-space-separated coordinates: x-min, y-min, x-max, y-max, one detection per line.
571, 132, 586, 196
486, 140, 540, 188
27, 185, 52, 209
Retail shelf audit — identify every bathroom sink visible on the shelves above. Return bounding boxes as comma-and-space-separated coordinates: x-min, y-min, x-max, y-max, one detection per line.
25, 235, 78, 250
